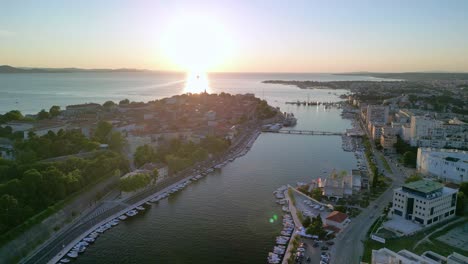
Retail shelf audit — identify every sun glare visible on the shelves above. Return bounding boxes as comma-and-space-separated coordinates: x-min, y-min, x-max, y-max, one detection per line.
184, 72, 211, 94
161, 15, 234, 72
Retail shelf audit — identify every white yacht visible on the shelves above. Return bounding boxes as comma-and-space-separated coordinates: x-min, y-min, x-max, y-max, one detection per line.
66, 251, 78, 259
118, 215, 128, 220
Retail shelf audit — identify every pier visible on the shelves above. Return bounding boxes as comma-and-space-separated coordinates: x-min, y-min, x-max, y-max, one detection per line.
263, 129, 344, 136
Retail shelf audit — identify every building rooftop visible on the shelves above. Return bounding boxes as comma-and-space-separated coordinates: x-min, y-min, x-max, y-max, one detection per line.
326, 211, 348, 223
403, 180, 444, 194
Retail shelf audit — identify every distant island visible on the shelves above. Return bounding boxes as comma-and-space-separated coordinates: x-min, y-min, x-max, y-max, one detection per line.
0, 65, 152, 74
334, 72, 468, 81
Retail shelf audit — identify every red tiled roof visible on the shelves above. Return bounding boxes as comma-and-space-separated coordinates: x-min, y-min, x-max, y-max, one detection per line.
326, 211, 348, 223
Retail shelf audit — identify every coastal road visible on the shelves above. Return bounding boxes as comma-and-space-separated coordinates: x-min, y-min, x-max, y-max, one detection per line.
331, 118, 407, 264
331, 158, 406, 264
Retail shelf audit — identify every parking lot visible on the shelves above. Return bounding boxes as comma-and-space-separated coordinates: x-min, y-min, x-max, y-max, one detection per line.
291, 191, 335, 263
293, 191, 330, 222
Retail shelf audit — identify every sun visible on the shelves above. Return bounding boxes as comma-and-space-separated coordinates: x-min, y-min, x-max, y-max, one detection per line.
160, 15, 234, 73
184, 72, 211, 94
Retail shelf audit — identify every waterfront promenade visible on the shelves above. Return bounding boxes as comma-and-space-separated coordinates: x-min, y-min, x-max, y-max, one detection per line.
282, 188, 301, 264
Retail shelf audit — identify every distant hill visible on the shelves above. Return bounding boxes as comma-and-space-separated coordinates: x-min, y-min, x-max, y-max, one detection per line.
0, 65, 150, 73
335, 72, 468, 81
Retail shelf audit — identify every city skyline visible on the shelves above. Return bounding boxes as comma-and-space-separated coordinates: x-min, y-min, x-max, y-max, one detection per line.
2, 0, 468, 72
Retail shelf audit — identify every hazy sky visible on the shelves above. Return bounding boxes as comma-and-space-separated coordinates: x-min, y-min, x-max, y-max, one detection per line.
1, 0, 468, 72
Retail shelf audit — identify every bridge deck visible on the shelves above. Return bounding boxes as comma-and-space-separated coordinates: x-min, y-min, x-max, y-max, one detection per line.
263, 129, 344, 136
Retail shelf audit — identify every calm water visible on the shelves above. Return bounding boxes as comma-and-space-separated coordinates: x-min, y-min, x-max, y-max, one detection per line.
0, 73, 380, 263
0, 72, 385, 114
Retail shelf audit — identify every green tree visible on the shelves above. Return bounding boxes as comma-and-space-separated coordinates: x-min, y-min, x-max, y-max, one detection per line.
134, 144, 157, 168
1, 110, 23, 123
405, 173, 423, 183
119, 98, 130, 105
0, 194, 19, 227
109, 131, 125, 152
460, 182, 468, 195
49, 105, 61, 117
311, 188, 322, 201
37, 109, 50, 120
334, 205, 346, 213
302, 216, 311, 228
22, 169, 43, 195
166, 154, 192, 174
456, 191, 465, 216
41, 166, 66, 202
103, 101, 116, 109
94, 121, 113, 143
403, 151, 417, 167
119, 173, 151, 192
63, 169, 82, 194
306, 215, 326, 238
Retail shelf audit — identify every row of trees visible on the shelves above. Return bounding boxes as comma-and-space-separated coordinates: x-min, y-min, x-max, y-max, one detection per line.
36, 106, 61, 120
0, 151, 128, 234
14, 129, 101, 163
133, 136, 229, 173
92, 121, 126, 152
303, 215, 327, 239
363, 137, 382, 190
394, 136, 418, 167
119, 173, 151, 192
256, 99, 277, 119
0, 110, 24, 124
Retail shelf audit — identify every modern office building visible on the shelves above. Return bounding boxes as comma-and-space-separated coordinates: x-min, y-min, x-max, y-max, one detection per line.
391, 180, 458, 226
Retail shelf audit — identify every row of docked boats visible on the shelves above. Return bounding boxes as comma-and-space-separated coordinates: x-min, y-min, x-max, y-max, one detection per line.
268, 186, 295, 264
341, 134, 356, 152
268, 214, 295, 264
60, 203, 149, 262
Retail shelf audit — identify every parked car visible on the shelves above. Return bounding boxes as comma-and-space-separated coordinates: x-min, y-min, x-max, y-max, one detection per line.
325, 241, 334, 246
321, 246, 329, 250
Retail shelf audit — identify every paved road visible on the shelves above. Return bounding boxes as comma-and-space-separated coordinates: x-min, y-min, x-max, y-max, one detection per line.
331, 118, 407, 264
23, 127, 260, 264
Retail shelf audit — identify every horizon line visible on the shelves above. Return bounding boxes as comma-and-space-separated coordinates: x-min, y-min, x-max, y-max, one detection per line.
2, 65, 468, 74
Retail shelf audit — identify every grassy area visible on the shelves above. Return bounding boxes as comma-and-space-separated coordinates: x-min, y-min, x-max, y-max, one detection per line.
286, 235, 301, 264
288, 188, 296, 206
362, 218, 466, 262
379, 154, 392, 173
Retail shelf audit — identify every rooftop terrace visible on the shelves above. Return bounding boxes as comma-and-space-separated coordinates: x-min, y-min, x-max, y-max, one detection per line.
403, 180, 444, 194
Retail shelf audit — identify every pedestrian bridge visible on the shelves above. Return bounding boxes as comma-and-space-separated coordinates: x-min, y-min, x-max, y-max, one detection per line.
263, 129, 345, 136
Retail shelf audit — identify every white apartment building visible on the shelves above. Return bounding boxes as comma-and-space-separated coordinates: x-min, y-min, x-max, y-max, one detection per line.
409, 116, 443, 146
367, 105, 389, 124
380, 126, 399, 152
417, 148, 468, 183
391, 180, 457, 226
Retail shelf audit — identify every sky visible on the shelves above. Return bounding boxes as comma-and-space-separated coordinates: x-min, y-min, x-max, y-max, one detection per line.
1, 0, 468, 73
